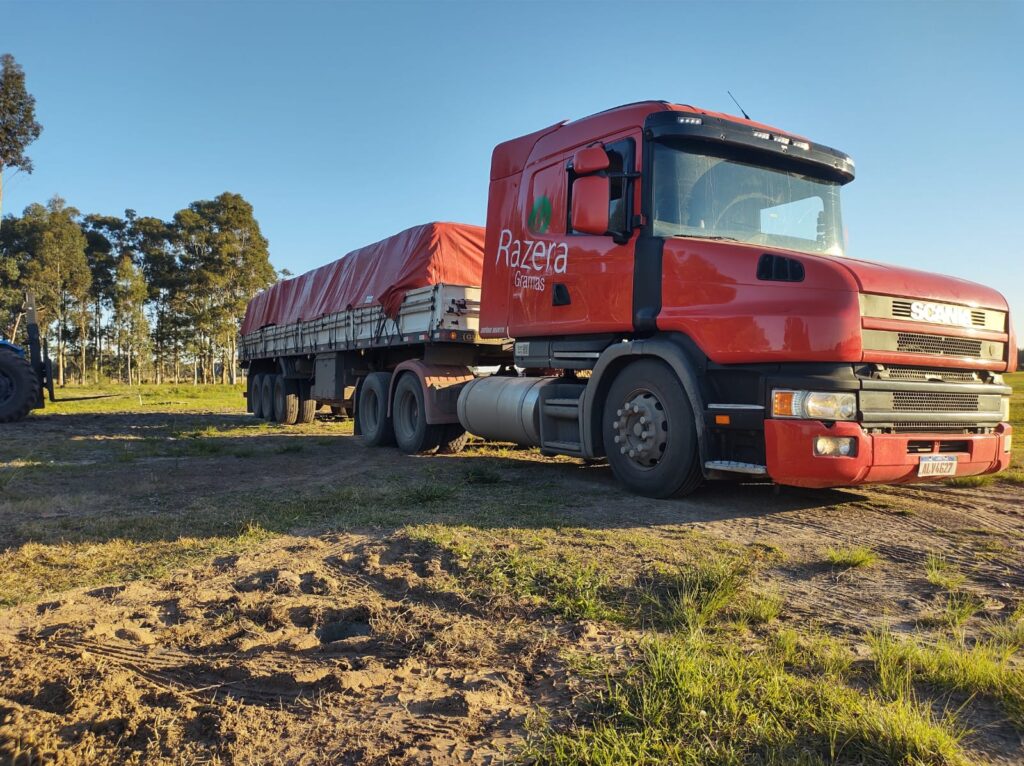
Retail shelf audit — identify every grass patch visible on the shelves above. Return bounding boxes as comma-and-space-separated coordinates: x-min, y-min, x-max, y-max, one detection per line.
638, 556, 748, 634
771, 628, 854, 679
0, 522, 273, 608
526, 635, 969, 765
869, 629, 1024, 727
944, 475, 994, 488
825, 545, 879, 569
925, 553, 966, 592
737, 590, 784, 626
462, 465, 504, 485
919, 590, 984, 629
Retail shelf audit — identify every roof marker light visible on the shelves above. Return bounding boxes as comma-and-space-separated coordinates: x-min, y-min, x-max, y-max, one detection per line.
678, 116, 702, 125
792, 140, 810, 151
773, 135, 791, 145
752, 130, 770, 140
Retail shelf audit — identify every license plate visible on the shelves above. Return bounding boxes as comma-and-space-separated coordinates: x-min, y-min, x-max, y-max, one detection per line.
918, 455, 957, 477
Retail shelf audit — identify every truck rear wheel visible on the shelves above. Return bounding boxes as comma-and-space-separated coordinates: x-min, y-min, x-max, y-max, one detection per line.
274, 376, 299, 425
297, 383, 317, 424
261, 375, 276, 422
358, 372, 395, 446
602, 359, 702, 498
250, 374, 265, 418
393, 373, 443, 454
0, 349, 38, 423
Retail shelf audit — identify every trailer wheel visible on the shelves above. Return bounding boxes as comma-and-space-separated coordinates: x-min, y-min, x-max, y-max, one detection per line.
274, 376, 299, 425
250, 374, 265, 418
261, 375, 276, 422
602, 359, 702, 498
297, 383, 317, 424
358, 372, 395, 446
438, 424, 469, 454
0, 349, 38, 423
392, 373, 443, 454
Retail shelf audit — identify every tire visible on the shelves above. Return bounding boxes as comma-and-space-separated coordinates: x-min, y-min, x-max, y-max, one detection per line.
0, 350, 38, 423
297, 383, 317, 424
438, 424, 469, 454
602, 359, 702, 498
250, 374, 265, 418
274, 376, 299, 425
261, 375, 276, 422
392, 373, 443, 454
358, 372, 395, 446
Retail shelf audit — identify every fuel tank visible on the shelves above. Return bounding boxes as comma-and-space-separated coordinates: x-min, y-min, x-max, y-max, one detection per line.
456, 376, 558, 447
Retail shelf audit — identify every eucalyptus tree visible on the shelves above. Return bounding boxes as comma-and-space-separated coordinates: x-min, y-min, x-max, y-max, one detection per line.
172, 193, 274, 383
0, 53, 42, 221
16, 197, 91, 385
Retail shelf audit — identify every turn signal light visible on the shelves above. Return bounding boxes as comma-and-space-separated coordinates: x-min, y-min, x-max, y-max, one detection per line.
772, 390, 797, 417
772, 389, 857, 421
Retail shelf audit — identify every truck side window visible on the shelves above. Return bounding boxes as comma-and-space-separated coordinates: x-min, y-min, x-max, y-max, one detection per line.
568, 138, 635, 235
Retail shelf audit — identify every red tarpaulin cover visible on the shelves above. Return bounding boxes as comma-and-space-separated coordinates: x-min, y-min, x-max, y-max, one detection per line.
241, 222, 485, 336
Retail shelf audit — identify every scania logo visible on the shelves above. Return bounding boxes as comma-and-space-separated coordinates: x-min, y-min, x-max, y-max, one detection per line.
909, 300, 973, 328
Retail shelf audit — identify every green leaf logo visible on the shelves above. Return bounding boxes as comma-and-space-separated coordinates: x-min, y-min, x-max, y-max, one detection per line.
528, 196, 552, 234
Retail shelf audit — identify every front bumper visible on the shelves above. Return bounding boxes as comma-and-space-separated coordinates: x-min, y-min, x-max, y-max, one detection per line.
764, 420, 1012, 489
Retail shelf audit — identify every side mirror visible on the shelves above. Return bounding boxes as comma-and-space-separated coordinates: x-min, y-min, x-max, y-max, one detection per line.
573, 145, 610, 174
571, 176, 610, 235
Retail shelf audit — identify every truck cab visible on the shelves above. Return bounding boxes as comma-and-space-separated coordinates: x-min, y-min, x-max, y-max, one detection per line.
464, 101, 1013, 496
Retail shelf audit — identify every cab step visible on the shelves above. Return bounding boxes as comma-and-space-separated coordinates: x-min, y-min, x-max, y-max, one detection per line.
704, 460, 768, 476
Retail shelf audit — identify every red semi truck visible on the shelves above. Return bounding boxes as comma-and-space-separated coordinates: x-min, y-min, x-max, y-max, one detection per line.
240, 101, 1015, 497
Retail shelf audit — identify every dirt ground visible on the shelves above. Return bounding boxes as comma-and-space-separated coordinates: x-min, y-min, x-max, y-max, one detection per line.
1, 394, 1022, 765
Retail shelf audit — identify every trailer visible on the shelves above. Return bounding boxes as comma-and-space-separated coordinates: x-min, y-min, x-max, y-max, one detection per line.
241, 101, 1015, 497
239, 222, 510, 453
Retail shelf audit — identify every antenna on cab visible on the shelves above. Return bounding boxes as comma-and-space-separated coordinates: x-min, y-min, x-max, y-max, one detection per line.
727, 91, 751, 120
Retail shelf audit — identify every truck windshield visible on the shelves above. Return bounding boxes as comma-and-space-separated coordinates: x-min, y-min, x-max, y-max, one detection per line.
651, 141, 845, 256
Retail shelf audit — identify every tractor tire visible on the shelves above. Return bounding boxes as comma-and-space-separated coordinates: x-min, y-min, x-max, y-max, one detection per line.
602, 359, 702, 498
297, 383, 317, 424
438, 424, 469, 454
274, 376, 299, 425
392, 373, 443, 454
357, 372, 395, 447
261, 375, 277, 422
0, 349, 38, 423
250, 374, 265, 418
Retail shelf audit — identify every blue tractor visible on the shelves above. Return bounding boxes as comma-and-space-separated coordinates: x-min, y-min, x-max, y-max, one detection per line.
0, 291, 54, 422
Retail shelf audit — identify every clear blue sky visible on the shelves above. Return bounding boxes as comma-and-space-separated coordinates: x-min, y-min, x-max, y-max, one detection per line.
3, 0, 1022, 338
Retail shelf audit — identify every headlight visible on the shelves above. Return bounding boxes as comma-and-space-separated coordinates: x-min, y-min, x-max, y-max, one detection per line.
772, 389, 857, 421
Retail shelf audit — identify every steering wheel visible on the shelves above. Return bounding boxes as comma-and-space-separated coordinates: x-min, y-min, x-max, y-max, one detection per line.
712, 192, 776, 230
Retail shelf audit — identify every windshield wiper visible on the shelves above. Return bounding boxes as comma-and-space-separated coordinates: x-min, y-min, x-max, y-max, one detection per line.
671, 234, 744, 243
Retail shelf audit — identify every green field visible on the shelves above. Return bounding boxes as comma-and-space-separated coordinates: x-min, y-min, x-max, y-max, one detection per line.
1, 376, 1022, 764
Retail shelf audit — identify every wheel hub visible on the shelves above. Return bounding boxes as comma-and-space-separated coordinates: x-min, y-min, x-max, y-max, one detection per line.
611, 390, 668, 468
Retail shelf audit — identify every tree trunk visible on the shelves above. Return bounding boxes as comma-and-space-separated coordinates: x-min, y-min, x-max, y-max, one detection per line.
228, 338, 237, 385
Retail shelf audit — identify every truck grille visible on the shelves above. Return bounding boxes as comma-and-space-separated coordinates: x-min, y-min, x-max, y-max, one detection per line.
892, 391, 979, 412
891, 299, 988, 329
896, 332, 983, 358
892, 422, 988, 434
882, 366, 979, 383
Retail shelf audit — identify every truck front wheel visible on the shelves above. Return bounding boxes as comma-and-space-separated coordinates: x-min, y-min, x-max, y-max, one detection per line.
358, 372, 396, 447
0, 350, 38, 423
602, 359, 702, 498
